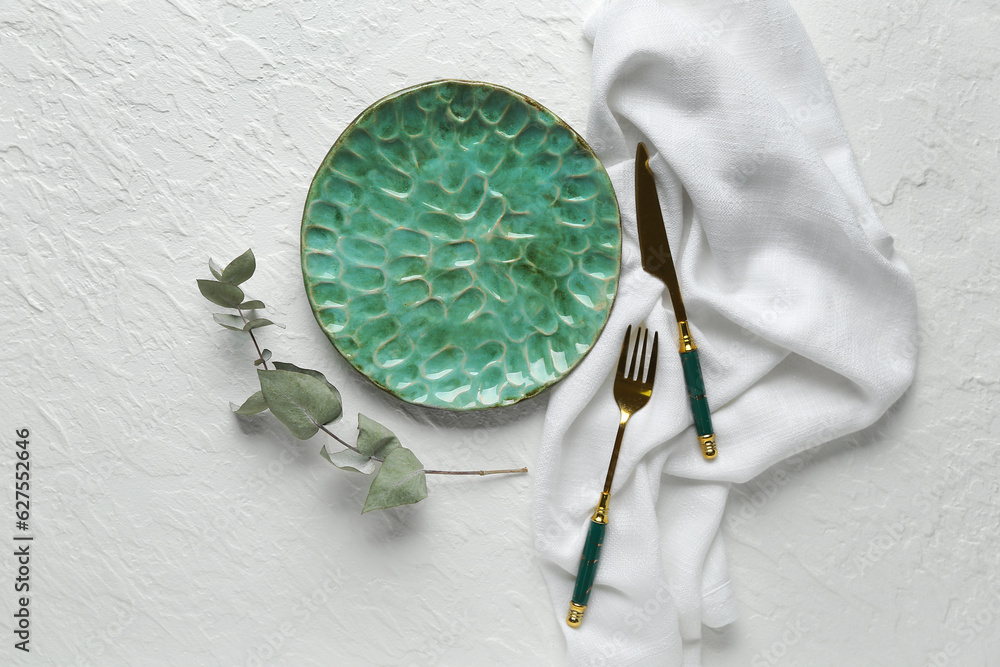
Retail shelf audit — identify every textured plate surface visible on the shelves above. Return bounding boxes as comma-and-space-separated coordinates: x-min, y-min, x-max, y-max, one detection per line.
301, 80, 621, 410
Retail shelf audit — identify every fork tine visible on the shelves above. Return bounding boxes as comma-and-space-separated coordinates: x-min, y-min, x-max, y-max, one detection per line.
617, 325, 632, 377
628, 327, 642, 378
637, 329, 648, 379
646, 331, 659, 385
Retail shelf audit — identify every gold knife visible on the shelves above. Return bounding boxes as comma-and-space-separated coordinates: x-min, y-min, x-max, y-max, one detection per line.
634, 142, 717, 459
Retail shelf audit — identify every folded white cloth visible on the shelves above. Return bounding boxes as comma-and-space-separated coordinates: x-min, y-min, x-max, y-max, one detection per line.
531, 1, 918, 664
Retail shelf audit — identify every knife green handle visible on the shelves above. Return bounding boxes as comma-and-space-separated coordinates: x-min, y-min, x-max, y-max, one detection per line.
678, 322, 717, 459
566, 517, 607, 628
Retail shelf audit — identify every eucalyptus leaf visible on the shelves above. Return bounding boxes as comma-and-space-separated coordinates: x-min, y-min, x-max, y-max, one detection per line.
271, 362, 339, 397
257, 369, 343, 439
221, 248, 255, 285
356, 413, 401, 460
240, 300, 266, 310
213, 313, 245, 331
209, 257, 225, 281
362, 447, 427, 513
232, 390, 268, 416
197, 279, 245, 308
253, 349, 272, 366
243, 318, 285, 332
320, 445, 377, 475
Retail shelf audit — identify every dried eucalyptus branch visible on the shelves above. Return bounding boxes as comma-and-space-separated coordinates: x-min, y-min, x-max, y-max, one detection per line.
198, 248, 528, 513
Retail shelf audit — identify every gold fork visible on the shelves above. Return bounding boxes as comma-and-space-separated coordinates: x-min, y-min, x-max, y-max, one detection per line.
567, 325, 658, 628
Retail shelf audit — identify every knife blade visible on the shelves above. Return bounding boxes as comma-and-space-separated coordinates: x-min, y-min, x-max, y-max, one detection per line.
634, 142, 717, 460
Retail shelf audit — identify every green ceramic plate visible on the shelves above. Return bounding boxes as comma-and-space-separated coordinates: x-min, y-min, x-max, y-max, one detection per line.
301, 80, 621, 410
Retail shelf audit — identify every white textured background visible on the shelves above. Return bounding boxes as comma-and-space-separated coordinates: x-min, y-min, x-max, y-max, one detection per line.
1, 1, 998, 665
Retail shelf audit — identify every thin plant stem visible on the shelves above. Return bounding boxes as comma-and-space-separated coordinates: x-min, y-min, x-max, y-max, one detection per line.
318, 424, 360, 454
421, 467, 528, 476
317, 425, 527, 476
238, 307, 269, 370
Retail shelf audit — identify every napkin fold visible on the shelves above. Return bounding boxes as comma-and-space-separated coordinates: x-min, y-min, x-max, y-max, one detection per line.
532, 1, 918, 664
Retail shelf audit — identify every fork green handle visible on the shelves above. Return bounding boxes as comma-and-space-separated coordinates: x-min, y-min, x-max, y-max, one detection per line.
678, 322, 716, 459
568, 416, 626, 628
566, 517, 607, 627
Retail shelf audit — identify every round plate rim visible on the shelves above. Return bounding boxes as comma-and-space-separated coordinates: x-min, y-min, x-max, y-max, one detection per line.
300, 78, 622, 411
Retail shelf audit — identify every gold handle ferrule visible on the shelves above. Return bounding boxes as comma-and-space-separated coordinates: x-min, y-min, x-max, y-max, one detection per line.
677, 320, 697, 353
567, 602, 587, 627
699, 434, 717, 459
591, 491, 611, 524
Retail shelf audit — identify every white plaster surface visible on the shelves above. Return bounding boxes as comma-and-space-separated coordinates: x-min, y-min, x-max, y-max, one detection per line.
1, 1, 997, 665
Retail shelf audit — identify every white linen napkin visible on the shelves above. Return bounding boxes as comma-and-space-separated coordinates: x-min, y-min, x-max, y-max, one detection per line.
531, 1, 918, 664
